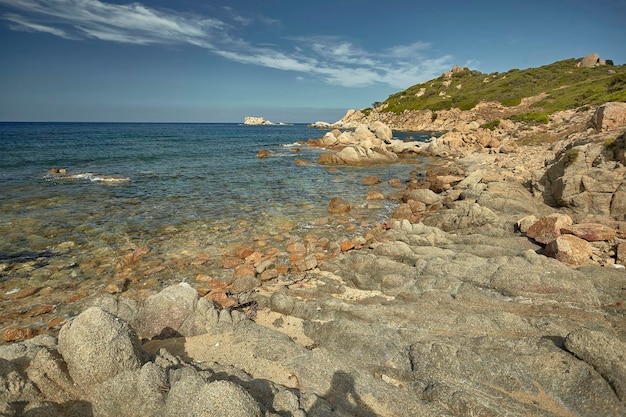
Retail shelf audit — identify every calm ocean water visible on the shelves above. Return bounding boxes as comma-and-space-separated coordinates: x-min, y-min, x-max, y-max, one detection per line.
0, 122, 428, 291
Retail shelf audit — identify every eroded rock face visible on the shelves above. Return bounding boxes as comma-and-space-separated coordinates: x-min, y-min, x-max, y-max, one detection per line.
593, 102, 626, 132
541, 133, 626, 219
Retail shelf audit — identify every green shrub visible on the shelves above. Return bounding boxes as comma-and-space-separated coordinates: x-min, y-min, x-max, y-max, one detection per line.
481, 120, 501, 131
563, 149, 580, 166
377, 57, 626, 117
604, 137, 617, 148
608, 73, 626, 93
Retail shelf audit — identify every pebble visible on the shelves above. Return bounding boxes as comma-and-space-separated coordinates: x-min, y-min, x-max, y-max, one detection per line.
26, 304, 55, 317
362, 175, 381, 185
4, 287, 38, 299
340, 240, 355, 252
47, 317, 67, 329
2, 327, 36, 342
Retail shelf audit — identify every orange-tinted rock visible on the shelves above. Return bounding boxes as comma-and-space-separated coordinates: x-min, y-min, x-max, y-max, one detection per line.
288, 253, 305, 264
222, 256, 243, 269
191, 254, 212, 265
287, 242, 306, 253
143, 265, 165, 276
302, 234, 318, 243
366, 190, 385, 200
27, 304, 55, 317
205, 288, 237, 309
545, 235, 594, 266
328, 197, 351, 214
264, 247, 280, 256
133, 246, 151, 259
392, 204, 413, 221
2, 327, 36, 342
407, 200, 427, 214
388, 178, 403, 187
257, 149, 269, 158
195, 274, 214, 283
526, 214, 573, 244
115, 253, 134, 272
196, 287, 210, 297
259, 269, 279, 281
233, 264, 256, 280
294, 159, 309, 166
233, 244, 255, 259
560, 223, 617, 242
64, 292, 88, 304
105, 279, 128, 294
115, 247, 150, 272
5, 287, 38, 300
47, 317, 67, 329
291, 254, 318, 272
362, 175, 381, 185
276, 264, 290, 274
340, 240, 355, 252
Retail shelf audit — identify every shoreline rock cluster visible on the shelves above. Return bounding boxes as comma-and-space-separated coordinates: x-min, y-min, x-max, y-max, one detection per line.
243, 116, 291, 126
2, 103, 626, 416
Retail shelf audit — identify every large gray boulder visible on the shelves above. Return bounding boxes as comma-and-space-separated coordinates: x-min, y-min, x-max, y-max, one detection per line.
58, 307, 142, 390
577, 53, 601, 68
91, 362, 168, 417
165, 374, 261, 417
369, 121, 393, 142
136, 282, 219, 339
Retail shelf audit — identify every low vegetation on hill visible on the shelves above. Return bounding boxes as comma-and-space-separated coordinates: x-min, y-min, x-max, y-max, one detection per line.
374, 58, 626, 124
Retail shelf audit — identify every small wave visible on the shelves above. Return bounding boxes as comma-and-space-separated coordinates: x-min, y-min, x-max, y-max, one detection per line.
282, 142, 303, 148
48, 172, 130, 183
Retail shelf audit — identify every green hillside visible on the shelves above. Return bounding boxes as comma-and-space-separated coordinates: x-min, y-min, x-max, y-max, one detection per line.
378, 58, 626, 123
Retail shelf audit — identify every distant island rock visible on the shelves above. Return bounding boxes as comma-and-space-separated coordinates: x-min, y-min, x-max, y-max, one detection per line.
243, 116, 291, 126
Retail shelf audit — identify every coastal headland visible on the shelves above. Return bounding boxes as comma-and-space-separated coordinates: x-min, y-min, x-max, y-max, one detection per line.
2, 58, 626, 416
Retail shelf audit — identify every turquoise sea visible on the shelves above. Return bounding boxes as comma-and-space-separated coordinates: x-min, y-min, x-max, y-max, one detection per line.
0, 122, 428, 297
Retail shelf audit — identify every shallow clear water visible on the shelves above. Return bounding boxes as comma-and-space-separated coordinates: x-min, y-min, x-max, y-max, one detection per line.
0, 122, 428, 289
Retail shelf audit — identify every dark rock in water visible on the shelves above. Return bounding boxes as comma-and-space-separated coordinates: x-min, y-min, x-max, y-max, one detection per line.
327, 197, 351, 214
362, 175, 381, 185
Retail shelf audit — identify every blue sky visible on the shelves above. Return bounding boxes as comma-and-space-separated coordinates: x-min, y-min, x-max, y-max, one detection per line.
1, 0, 625, 123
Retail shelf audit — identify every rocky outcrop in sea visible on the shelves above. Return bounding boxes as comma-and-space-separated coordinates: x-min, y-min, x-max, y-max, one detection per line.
2, 103, 626, 416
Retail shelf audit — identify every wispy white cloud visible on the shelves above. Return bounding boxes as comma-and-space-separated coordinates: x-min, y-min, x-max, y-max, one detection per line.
0, 0, 453, 89
4, 12, 76, 39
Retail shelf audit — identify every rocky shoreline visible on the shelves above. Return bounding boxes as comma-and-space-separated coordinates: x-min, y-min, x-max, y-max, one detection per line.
2, 103, 626, 416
